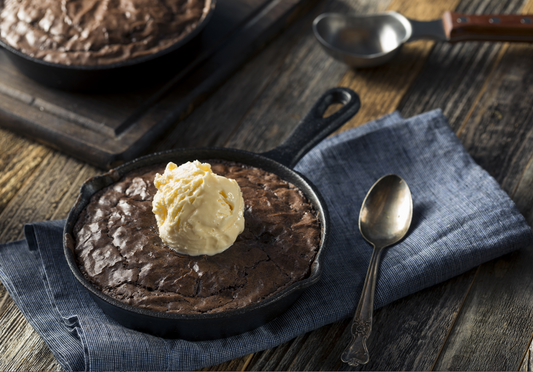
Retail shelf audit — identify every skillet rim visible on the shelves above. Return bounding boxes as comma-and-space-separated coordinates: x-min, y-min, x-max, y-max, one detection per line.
63, 146, 329, 322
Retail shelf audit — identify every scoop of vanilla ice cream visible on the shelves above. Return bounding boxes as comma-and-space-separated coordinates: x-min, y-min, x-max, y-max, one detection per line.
152, 161, 245, 256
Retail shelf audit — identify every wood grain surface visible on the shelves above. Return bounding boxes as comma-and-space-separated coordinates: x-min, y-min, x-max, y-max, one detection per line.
1, 0, 533, 370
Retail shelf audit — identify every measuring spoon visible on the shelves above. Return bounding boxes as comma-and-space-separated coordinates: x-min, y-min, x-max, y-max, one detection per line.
313, 11, 533, 67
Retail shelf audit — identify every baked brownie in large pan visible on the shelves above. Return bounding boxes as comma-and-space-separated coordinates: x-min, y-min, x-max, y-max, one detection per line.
63, 87, 361, 340
0, 0, 216, 90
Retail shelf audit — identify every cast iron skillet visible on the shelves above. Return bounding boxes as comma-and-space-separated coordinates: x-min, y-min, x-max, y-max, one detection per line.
0, 0, 216, 91
63, 87, 361, 340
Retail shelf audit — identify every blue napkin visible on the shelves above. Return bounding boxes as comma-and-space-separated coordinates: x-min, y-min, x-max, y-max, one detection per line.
1, 109, 531, 371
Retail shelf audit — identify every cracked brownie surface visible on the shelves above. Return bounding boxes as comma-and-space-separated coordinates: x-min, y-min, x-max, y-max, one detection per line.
0, 0, 209, 65
73, 161, 321, 314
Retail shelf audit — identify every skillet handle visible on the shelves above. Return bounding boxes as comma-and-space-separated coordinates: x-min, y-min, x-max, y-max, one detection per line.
261, 87, 361, 169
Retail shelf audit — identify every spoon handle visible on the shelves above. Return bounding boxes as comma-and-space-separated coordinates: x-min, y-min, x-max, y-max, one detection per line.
443, 12, 533, 43
341, 245, 383, 367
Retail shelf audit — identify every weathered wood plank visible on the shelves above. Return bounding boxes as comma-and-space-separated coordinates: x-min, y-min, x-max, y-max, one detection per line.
520, 348, 531, 372
427, 0, 533, 368
0, 283, 9, 316
0, 129, 50, 216
435, 247, 533, 371
0, 153, 98, 243
275, 320, 350, 371
248, 336, 307, 371
201, 354, 252, 371
488, 9, 533, 367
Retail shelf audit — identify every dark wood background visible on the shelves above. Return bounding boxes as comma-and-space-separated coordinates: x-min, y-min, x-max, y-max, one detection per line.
2, 0, 533, 370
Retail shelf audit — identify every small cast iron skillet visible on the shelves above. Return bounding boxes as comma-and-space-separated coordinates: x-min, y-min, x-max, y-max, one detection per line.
63, 87, 361, 340
0, 0, 216, 91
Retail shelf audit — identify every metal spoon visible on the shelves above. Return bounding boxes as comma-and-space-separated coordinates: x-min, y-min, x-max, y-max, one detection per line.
341, 174, 413, 367
313, 11, 533, 68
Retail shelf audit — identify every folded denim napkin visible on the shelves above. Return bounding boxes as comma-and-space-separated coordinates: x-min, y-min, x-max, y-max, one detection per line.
1, 109, 531, 371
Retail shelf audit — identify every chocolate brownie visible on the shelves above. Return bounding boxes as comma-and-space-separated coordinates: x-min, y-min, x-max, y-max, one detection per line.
0, 0, 209, 65
73, 161, 321, 314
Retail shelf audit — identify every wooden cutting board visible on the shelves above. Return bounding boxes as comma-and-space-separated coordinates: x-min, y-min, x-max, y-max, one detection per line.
0, 0, 317, 169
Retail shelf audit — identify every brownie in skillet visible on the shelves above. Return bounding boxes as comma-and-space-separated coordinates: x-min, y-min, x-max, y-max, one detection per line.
73, 161, 322, 314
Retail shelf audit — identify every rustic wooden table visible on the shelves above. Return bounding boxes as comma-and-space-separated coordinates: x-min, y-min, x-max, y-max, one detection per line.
2, 0, 533, 370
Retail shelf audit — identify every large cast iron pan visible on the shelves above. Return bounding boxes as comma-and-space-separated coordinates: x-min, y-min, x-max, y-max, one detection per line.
63, 87, 361, 340
0, 0, 216, 91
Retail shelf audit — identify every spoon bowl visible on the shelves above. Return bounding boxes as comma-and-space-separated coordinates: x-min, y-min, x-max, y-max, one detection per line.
313, 12, 412, 68
341, 174, 413, 366
359, 174, 413, 247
